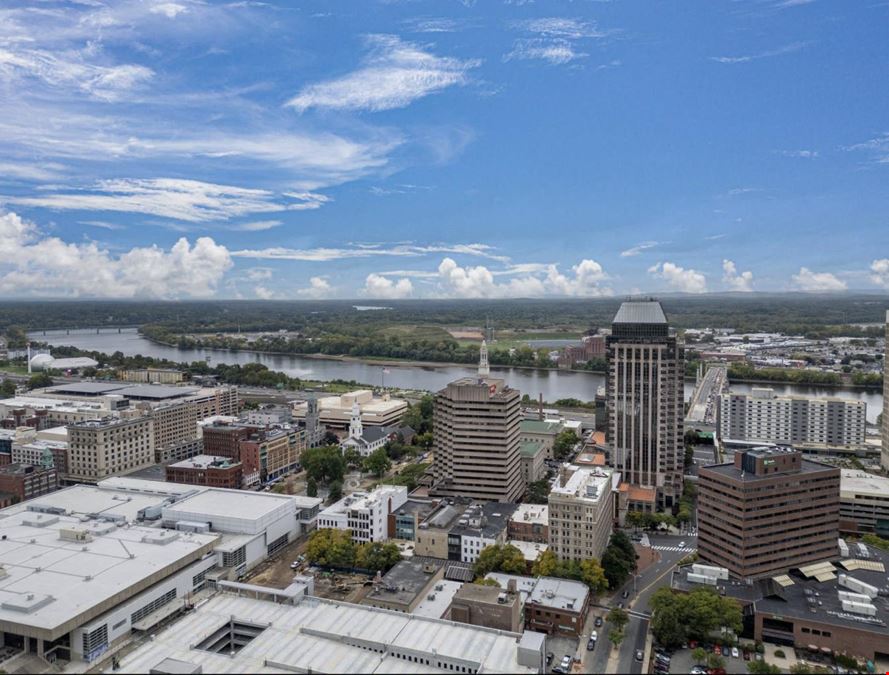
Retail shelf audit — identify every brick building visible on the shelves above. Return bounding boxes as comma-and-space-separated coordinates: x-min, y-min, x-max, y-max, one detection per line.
508, 504, 549, 544
165, 455, 243, 489
697, 447, 840, 580
0, 463, 59, 504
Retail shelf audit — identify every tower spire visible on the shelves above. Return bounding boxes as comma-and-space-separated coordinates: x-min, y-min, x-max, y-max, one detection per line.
349, 401, 363, 439
478, 339, 490, 377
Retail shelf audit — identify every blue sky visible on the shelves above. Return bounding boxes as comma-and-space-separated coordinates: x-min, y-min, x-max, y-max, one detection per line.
1, 0, 888, 299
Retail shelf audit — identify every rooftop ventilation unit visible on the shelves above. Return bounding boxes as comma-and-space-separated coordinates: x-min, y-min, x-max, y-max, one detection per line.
141, 531, 180, 545
21, 514, 59, 528
59, 527, 92, 543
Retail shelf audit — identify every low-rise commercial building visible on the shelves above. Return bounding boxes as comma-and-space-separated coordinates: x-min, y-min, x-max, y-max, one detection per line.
508, 503, 549, 543
389, 498, 437, 541
548, 466, 613, 561
719, 387, 867, 452
119, 368, 185, 384
116, 589, 543, 674
519, 419, 564, 459
362, 559, 445, 613
292, 389, 408, 430
165, 454, 243, 489
0, 462, 58, 504
486, 573, 590, 637
448, 502, 518, 564
839, 469, 889, 537
317, 485, 409, 543
698, 447, 840, 579
201, 421, 303, 486
449, 580, 523, 633
415, 500, 470, 559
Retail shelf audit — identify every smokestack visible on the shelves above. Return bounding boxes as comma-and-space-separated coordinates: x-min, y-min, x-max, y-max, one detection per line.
27, 342, 31, 374
538, 393, 543, 421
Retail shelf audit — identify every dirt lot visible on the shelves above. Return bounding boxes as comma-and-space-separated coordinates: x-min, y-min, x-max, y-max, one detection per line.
312, 570, 375, 604
244, 536, 311, 589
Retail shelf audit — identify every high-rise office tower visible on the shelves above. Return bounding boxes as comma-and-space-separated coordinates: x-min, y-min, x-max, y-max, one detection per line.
431, 346, 523, 502
883, 311, 889, 472
606, 300, 684, 508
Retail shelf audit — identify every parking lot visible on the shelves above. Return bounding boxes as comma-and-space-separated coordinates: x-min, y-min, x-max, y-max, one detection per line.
544, 635, 579, 673
658, 644, 757, 675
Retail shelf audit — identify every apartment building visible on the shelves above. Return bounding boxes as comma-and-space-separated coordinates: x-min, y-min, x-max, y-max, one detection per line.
548, 466, 613, 561
719, 387, 867, 451
67, 414, 155, 482
697, 447, 840, 579
316, 485, 409, 543
606, 301, 684, 508
432, 343, 524, 502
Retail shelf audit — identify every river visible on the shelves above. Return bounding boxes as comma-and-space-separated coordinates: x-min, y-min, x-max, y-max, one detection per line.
30, 329, 884, 423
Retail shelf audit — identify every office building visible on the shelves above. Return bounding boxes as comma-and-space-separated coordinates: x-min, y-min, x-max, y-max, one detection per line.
697, 447, 840, 579
389, 498, 438, 542
11, 438, 69, 477
719, 387, 867, 451
316, 485, 409, 543
839, 469, 889, 537
67, 414, 155, 483
548, 466, 613, 561
291, 389, 407, 431
486, 573, 590, 637
119, 368, 185, 384
883, 309, 889, 472
0, 463, 58, 504
432, 345, 524, 502
448, 502, 517, 564
164, 454, 243, 489
201, 421, 304, 487
518, 419, 564, 459
519, 440, 545, 485
116, 588, 543, 674
607, 300, 684, 507
449, 581, 523, 633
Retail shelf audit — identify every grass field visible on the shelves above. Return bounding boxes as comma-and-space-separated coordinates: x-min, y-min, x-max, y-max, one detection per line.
375, 325, 454, 341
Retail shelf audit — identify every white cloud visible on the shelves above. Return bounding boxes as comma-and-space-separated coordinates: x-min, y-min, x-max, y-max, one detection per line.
710, 42, 808, 64
648, 262, 708, 293
868, 259, 889, 289
0, 210, 231, 298
505, 39, 585, 65
232, 220, 283, 231
516, 17, 610, 40
0, 162, 66, 182
245, 267, 273, 281
433, 257, 611, 298
505, 16, 614, 65
791, 267, 847, 292
779, 149, 818, 158
298, 276, 334, 299
7, 178, 324, 223
150, 3, 189, 19
620, 241, 659, 257
721, 259, 754, 292
843, 132, 889, 164
286, 34, 479, 113
363, 273, 414, 299
254, 285, 274, 300
232, 242, 507, 262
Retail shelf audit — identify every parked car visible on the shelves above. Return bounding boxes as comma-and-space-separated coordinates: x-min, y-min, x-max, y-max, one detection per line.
731, 647, 739, 658
586, 637, 597, 651
635, 649, 644, 662
616, 602, 624, 609
690, 668, 708, 675
290, 561, 300, 570
594, 616, 603, 627
621, 590, 630, 598
546, 652, 554, 666
721, 645, 730, 657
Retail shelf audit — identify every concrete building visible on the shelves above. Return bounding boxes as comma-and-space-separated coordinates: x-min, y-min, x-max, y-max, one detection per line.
449, 580, 523, 633
362, 559, 445, 613
300, 396, 325, 447
317, 485, 409, 543
164, 454, 243, 489
0, 463, 58, 505
389, 498, 438, 542
415, 500, 470, 559
432, 343, 524, 502
883, 310, 889, 472
719, 387, 867, 451
607, 301, 684, 508
119, 368, 185, 384
245, 404, 292, 426
67, 414, 155, 483
518, 419, 563, 459
486, 573, 590, 637
698, 447, 840, 580
508, 503, 549, 544
292, 389, 407, 431
116, 588, 543, 674
548, 466, 614, 561
839, 469, 889, 537
11, 438, 69, 477
448, 502, 518, 564
519, 440, 546, 486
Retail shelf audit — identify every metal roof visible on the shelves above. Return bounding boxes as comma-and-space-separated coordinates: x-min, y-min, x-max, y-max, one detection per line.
612, 301, 667, 324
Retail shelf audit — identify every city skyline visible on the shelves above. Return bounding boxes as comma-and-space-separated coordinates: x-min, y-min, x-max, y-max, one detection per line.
1, 0, 888, 299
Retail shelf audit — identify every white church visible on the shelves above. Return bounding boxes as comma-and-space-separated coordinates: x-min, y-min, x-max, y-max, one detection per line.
339, 401, 391, 457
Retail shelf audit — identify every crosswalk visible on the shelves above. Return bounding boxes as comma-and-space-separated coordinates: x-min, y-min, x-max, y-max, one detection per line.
651, 545, 697, 552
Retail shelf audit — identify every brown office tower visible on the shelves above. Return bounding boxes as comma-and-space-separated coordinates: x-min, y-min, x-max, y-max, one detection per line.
698, 447, 840, 580
431, 341, 524, 502
606, 301, 684, 508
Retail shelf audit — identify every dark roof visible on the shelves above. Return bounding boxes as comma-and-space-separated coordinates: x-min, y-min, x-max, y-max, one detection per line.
360, 426, 390, 443
612, 301, 667, 325
701, 458, 837, 482
449, 502, 519, 539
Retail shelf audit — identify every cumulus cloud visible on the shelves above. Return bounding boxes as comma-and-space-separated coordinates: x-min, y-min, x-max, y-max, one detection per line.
868, 259, 889, 289
7, 178, 325, 223
364, 273, 414, 299
648, 262, 708, 293
254, 285, 274, 300
0, 211, 232, 298
434, 257, 611, 298
791, 267, 847, 292
298, 276, 334, 299
286, 34, 479, 113
722, 259, 754, 292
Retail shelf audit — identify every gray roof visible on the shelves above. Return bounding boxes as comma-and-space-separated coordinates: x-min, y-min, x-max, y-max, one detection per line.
360, 426, 390, 443
612, 301, 667, 325
449, 502, 519, 539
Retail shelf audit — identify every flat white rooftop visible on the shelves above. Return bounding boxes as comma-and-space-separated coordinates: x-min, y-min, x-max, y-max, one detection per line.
510, 503, 548, 526
162, 488, 300, 535
841, 469, 889, 499
0, 509, 216, 638
3, 484, 176, 523
551, 467, 612, 503
117, 593, 536, 674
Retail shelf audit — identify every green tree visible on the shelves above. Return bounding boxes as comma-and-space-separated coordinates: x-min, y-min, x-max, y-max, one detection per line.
525, 479, 551, 504
579, 558, 609, 595
306, 528, 355, 567
363, 447, 392, 477
27, 372, 53, 389
473, 544, 527, 577
355, 542, 401, 571
601, 545, 634, 588
692, 647, 707, 666
306, 476, 318, 498
0, 379, 16, 397
625, 510, 647, 530
651, 601, 685, 648
707, 654, 726, 670
607, 606, 629, 632
747, 662, 781, 675
342, 447, 362, 468
327, 480, 343, 503
607, 628, 624, 649
552, 429, 579, 460
302, 445, 346, 484
531, 549, 557, 577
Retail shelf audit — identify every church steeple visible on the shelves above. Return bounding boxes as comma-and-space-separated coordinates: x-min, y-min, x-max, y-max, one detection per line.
478, 339, 490, 377
349, 401, 363, 439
